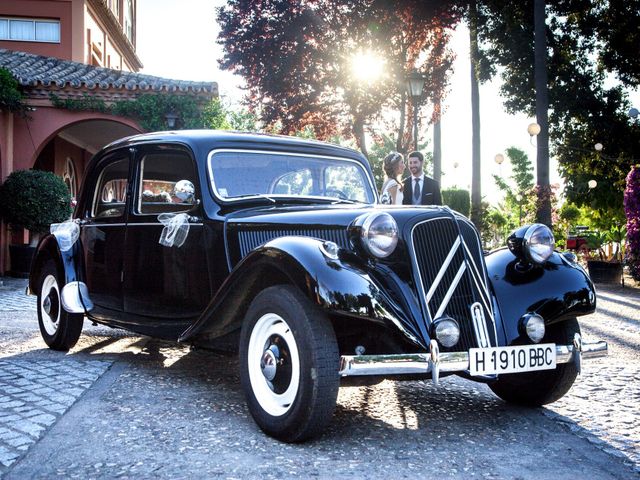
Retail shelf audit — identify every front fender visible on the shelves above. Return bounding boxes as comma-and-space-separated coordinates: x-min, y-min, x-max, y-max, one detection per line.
179, 236, 422, 346
486, 248, 596, 345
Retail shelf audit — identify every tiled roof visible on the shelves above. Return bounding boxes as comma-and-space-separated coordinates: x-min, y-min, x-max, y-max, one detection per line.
0, 49, 217, 94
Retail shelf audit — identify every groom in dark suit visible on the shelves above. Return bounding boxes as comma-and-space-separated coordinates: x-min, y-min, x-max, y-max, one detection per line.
402, 151, 442, 206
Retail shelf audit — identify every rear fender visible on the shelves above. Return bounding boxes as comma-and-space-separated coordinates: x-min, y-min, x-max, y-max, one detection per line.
179, 236, 421, 346
486, 248, 596, 345
29, 234, 80, 295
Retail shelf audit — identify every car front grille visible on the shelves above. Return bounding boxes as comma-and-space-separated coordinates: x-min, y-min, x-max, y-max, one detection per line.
238, 228, 350, 258
411, 216, 497, 352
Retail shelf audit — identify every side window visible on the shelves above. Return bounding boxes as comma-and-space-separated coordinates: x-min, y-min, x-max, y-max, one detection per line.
92, 157, 129, 219
137, 150, 198, 214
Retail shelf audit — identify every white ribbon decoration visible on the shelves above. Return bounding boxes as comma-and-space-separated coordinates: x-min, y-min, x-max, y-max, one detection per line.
50, 221, 80, 252
158, 213, 190, 248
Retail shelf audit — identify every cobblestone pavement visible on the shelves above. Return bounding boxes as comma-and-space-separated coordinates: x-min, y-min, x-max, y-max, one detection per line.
0, 357, 112, 471
0, 278, 35, 312
545, 284, 640, 468
0, 277, 638, 479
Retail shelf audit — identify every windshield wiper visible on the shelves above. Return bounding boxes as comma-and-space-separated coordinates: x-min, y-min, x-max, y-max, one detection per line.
232, 194, 276, 203
330, 198, 358, 204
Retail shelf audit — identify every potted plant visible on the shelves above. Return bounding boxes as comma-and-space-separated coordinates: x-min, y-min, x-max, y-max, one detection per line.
584, 226, 626, 284
0, 169, 72, 276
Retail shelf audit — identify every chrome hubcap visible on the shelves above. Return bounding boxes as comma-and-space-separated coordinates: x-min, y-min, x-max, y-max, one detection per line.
261, 347, 278, 381
43, 295, 52, 315
40, 275, 60, 336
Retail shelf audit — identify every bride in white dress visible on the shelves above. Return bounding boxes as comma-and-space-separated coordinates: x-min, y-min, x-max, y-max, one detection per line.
380, 152, 405, 205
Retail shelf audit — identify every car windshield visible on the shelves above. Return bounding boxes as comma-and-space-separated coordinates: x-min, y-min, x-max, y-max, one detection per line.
208, 150, 376, 203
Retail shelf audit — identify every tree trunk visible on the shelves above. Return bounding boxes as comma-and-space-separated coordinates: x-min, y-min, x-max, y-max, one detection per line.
534, 0, 552, 227
353, 116, 368, 158
469, 1, 482, 229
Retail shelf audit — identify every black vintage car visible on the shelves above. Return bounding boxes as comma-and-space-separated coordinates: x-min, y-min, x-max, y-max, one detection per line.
30, 130, 607, 442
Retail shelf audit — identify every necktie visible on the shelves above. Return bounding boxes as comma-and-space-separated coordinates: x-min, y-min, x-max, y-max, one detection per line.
413, 178, 421, 204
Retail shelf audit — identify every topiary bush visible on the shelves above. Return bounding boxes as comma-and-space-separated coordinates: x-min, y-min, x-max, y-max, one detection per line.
624, 165, 640, 281
442, 188, 471, 217
0, 169, 72, 235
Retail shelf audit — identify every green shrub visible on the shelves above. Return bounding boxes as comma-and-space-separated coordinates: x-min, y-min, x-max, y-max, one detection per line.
442, 188, 470, 217
0, 67, 26, 113
0, 169, 72, 234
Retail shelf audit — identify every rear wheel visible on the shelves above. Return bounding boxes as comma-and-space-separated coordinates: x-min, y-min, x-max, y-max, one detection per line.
37, 261, 83, 351
489, 318, 580, 406
240, 285, 339, 442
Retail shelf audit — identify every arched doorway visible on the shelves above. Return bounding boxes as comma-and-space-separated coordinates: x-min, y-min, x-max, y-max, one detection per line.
32, 119, 140, 196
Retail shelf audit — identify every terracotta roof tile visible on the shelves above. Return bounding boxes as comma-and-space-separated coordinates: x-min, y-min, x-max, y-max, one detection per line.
0, 49, 217, 94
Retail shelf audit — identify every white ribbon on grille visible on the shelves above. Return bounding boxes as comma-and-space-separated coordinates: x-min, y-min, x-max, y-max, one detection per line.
50, 221, 80, 252
158, 213, 190, 248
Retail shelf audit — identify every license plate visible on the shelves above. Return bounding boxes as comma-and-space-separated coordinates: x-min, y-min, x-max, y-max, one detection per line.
469, 344, 556, 376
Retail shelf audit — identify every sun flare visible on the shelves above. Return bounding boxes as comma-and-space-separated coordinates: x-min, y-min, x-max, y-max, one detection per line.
350, 51, 386, 84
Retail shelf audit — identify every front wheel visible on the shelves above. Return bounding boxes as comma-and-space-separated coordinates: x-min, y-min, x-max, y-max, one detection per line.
489, 318, 580, 406
239, 285, 339, 442
37, 261, 84, 351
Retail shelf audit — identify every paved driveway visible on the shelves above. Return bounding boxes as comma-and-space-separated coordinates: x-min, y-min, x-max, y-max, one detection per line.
0, 277, 638, 479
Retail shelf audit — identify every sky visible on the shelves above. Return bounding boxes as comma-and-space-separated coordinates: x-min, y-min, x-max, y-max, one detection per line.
136, 0, 638, 205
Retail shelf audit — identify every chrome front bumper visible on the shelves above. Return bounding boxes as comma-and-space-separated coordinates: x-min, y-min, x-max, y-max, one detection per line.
338, 334, 608, 384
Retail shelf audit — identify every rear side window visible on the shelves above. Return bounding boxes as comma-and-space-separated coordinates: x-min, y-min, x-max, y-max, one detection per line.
91, 157, 129, 219
136, 150, 198, 214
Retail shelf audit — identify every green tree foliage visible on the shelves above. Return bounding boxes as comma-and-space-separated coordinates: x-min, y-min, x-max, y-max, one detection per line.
216, 0, 463, 156
442, 188, 470, 216
492, 147, 534, 202
0, 170, 72, 234
489, 147, 539, 240
475, 0, 640, 223
0, 67, 27, 114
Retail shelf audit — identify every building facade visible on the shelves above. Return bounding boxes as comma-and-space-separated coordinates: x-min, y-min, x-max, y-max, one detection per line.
1, 0, 142, 71
0, 0, 217, 275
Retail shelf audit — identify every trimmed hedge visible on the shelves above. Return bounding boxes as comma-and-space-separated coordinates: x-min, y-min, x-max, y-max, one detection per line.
0, 169, 72, 234
442, 188, 470, 217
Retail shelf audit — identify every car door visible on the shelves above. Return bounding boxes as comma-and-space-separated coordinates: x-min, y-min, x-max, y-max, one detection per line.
80, 150, 131, 320
122, 145, 211, 337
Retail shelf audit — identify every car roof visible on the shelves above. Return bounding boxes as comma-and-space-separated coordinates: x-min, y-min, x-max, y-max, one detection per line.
101, 130, 366, 162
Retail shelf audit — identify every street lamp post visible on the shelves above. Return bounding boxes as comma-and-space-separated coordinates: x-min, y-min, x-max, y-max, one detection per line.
405, 70, 425, 151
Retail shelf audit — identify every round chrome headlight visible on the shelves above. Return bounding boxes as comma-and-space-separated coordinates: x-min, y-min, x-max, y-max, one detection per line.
520, 313, 546, 343
523, 224, 555, 264
360, 212, 398, 258
433, 317, 460, 348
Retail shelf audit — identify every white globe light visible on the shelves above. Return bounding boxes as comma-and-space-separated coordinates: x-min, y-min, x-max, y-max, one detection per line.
594, 143, 603, 152
527, 123, 541, 136
629, 107, 639, 119
453, 162, 459, 168
588, 179, 597, 189
494, 153, 504, 165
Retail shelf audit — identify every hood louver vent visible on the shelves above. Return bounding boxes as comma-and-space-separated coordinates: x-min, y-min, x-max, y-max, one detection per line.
238, 229, 350, 258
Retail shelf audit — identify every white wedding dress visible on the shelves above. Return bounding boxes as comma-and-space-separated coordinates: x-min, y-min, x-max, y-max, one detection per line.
380, 178, 404, 205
